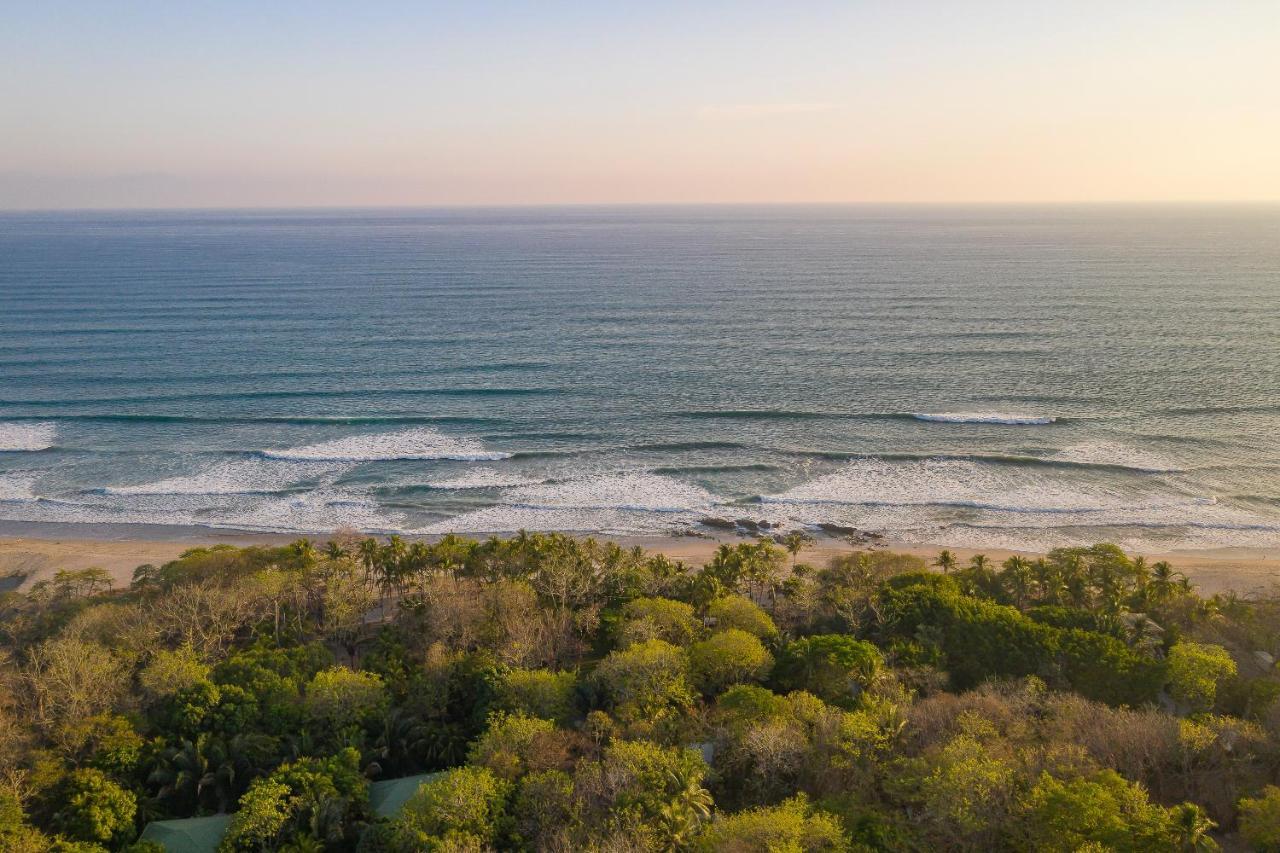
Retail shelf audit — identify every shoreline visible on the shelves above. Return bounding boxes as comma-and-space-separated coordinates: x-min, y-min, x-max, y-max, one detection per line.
2, 520, 1278, 597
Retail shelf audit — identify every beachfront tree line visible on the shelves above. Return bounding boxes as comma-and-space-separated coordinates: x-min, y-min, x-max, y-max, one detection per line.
2, 534, 1280, 850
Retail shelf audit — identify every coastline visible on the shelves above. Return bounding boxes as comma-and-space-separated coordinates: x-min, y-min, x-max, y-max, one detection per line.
3, 520, 1277, 596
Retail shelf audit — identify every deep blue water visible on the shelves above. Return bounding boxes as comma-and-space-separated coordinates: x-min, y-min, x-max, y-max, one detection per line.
1, 205, 1278, 550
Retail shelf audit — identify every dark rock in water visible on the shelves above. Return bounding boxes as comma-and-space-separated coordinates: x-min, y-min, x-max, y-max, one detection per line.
735, 518, 761, 531
757, 520, 774, 530
818, 522, 860, 537
700, 517, 738, 530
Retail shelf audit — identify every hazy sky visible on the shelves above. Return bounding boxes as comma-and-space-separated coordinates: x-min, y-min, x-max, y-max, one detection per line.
3, 1, 1278, 208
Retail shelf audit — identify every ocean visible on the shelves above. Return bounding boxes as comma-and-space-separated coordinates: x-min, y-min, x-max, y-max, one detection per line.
1, 205, 1278, 552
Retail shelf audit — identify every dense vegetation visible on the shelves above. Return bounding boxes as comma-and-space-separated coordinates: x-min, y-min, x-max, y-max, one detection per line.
3, 532, 1280, 851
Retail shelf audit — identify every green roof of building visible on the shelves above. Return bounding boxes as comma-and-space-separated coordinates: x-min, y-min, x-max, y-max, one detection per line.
369, 771, 442, 817
137, 814, 232, 853
136, 772, 444, 852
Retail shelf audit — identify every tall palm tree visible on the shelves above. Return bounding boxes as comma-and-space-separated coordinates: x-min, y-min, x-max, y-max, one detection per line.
1149, 561, 1177, 603
384, 535, 408, 570
781, 530, 813, 569
658, 768, 714, 850
358, 538, 381, 576
1030, 558, 1059, 604
1131, 555, 1150, 599
1001, 556, 1034, 609
934, 550, 958, 574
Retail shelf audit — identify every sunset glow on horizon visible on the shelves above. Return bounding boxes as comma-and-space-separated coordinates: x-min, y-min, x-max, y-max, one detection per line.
3, 1, 1279, 209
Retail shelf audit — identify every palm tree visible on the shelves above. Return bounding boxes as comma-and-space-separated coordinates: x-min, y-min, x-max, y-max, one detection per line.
934, 550, 958, 574
358, 538, 381, 576
148, 735, 213, 811
1168, 803, 1217, 852
384, 535, 408, 570
1057, 552, 1088, 607
658, 768, 714, 850
149, 732, 275, 814
290, 538, 317, 565
781, 530, 814, 569
323, 540, 346, 560
969, 554, 990, 572
1001, 556, 1034, 609
1131, 555, 1150, 599
1030, 558, 1059, 604
1149, 561, 1177, 603
369, 708, 433, 777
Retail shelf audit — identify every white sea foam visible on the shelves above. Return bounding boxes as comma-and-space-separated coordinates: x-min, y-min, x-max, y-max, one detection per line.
1051, 441, 1181, 473
419, 471, 718, 534
426, 469, 544, 490
0, 472, 39, 503
103, 459, 346, 496
0, 422, 57, 451
504, 472, 717, 513
207, 489, 400, 534
763, 458, 1107, 513
262, 428, 512, 462
913, 412, 1055, 425
0, 486, 399, 534
420, 506, 665, 535
761, 458, 1214, 515
753, 455, 1280, 551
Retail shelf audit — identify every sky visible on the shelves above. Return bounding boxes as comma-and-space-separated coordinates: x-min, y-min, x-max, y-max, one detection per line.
2, 1, 1278, 208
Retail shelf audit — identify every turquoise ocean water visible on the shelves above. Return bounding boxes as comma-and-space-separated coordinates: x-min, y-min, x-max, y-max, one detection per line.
1, 205, 1278, 550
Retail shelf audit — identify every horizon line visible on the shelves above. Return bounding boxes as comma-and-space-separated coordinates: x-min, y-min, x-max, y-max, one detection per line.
3, 199, 1280, 215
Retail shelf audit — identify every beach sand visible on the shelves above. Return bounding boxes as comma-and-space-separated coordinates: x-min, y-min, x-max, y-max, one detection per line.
2, 523, 1278, 597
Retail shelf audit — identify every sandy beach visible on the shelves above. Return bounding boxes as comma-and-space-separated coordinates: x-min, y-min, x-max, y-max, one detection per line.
3, 523, 1278, 597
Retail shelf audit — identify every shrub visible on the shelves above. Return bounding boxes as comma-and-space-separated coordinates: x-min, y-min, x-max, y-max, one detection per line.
716, 684, 791, 728
617, 597, 702, 647
52, 768, 137, 846
688, 629, 773, 695
510, 770, 576, 850
706, 595, 777, 639
497, 668, 578, 723
576, 739, 708, 830
772, 635, 882, 708
220, 748, 369, 852
467, 713, 559, 780
1239, 786, 1280, 852
138, 645, 212, 701
592, 639, 695, 725
392, 766, 510, 847
882, 583, 1164, 706
1017, 770, 1212, 852
304, 667, 389, 729
1167, 642, 1237, 713
694, 794, 847, 852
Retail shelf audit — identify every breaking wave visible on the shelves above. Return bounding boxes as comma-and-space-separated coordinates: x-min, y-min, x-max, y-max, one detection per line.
261, 428, 512, 462
425, 469, 545, 490
911, 412, 1056, 425
101, 458, 345, 496
0, 422, 57, 451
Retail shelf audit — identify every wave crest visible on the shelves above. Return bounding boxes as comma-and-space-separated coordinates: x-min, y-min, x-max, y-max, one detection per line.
262, 428, 512, 462
912, 412, 1055, 425
0, 422, 57, 451
102, 459, 345, 496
